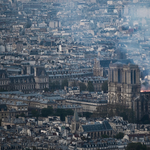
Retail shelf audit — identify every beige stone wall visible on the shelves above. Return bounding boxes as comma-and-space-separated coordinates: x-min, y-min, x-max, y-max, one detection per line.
108, 63, 140, 109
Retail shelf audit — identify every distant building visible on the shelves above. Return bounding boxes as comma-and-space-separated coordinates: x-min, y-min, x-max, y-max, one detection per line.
71, 109, 80, 133
93, 58, 133, 77
0, 69, 10, 91
16, 41, 23, 52
0, 66, 49, 93
80, 121, 113, 139
134, 91, 150, 121
49, 20, 61, 28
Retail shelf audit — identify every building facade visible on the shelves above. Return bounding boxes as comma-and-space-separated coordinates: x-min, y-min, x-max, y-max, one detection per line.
108, 62, 140, 108
0, 66, 49, 93
134, 92, 150, 121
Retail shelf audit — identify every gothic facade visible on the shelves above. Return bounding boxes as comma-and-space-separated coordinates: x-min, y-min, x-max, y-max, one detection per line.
108, 62, 140, 108
134, 92, 150, 121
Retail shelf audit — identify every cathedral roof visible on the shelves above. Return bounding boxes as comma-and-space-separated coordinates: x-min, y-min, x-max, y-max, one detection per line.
82, 121, 112, 132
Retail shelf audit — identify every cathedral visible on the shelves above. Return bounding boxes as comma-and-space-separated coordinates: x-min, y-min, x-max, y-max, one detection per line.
108, 62, 141, 109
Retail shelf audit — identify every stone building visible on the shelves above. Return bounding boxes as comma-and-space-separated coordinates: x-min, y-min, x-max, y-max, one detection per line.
16, 41, 23, 52
71, 110, 113, 138
0, 66, 49, 93
80, 121, 113, 139
0, 69, 10, 91
0, 104, 28, 120
134, 91, 150, 121
34, 66, 49, 90
9, 75, 36, 93
108, 62, 140, 108
93, 58, 133, 77
71, 109, 80, 133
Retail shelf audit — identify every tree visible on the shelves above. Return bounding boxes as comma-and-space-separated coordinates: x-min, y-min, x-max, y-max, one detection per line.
44, 88, 49, 92
101, 134, 109, 138
114, 132, 124, 139
41, 106, 53, 117
49, 80, 61, 91
20, 113, 26, 117
94, 104, 135, 123
79, 82, 87, 91
87, 81, 94, 92
54, 109, 74, 121
94, 104, 107, 118
126, 142, 147, 150
140, 114, 150, 124
61, 79, 68, 89
31, 109, 40, 118
82, 112, 92, 119
102, 81, 108, 93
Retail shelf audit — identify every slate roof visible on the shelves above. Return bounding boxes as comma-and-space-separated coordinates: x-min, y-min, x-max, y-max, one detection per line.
100, 59, 133, 68
82, 121, 112, 132
9, 75, 35, 84
35, 67, 47, 76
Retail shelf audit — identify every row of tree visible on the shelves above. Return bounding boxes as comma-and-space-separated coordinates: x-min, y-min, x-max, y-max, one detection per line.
31, 106, 74, 121
49, 79, 108, 93
49, 79, 68, 91
93, 103, 135, 123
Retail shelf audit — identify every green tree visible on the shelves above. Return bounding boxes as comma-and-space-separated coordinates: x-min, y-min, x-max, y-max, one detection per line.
41, 106, 53, 117
44, 88, 49, 92
101, 80, 108, 93
82, 112, 92, 119
61, 79, 68, 89
31, 109, 40, 118
49, 80, 61, 91
101, 134, 109, 138
94, 104, 107, 118
54, 109, 74, 121
87, 81, 94, 92
20, 113, 25, 117
114, 132, 124, 139
94, 104, 135, 123
79, 82, 87, 91
126, 142, 147, 150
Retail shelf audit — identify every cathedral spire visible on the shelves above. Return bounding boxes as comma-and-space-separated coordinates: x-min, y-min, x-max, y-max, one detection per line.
73, 109, 79, 122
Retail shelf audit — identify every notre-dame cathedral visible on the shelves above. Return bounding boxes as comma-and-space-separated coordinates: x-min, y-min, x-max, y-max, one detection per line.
108, 62, 141, 109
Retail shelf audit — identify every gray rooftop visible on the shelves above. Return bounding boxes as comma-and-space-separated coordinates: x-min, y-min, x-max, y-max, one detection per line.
82, 121, 112, 132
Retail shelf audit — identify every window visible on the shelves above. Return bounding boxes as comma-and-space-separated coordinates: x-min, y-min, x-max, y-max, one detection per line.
118, 69, 121, 83
125, 71, 126, 84
134, 70, 136, 84
112, 70, 114, 82
131, 70, 133, 84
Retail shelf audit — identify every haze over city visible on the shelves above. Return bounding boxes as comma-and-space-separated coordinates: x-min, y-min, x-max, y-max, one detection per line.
1, 0, 150, 149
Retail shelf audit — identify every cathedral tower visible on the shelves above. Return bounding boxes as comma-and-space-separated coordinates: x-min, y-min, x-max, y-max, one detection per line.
108, 62, 140, 108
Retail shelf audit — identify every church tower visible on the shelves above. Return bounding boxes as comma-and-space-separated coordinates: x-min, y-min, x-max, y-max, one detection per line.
71, 109, 80, 133
108, 62, 140, 108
